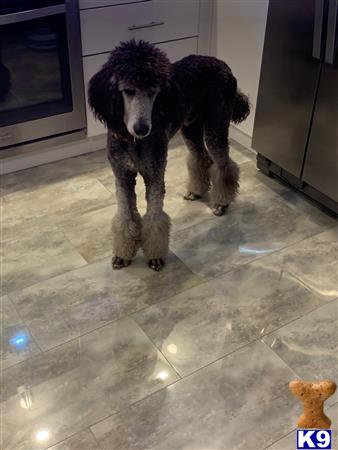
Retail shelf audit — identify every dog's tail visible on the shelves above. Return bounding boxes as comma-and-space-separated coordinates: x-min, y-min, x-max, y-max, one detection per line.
232, 90, 250, 124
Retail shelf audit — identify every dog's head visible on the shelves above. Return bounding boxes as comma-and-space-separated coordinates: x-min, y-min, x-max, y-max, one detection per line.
88, 39, 172, 139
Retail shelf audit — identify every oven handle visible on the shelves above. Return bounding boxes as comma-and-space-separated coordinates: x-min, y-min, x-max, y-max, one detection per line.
325, 0, 338, 64
0, 4, 65, 26
312, 0, 325, 59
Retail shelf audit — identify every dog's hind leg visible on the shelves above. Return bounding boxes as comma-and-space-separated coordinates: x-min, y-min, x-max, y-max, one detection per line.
181, 120, 211, 201
140, 164, 171, 271
204, 121, 240, 216
111, 170, 141, 269
203, 76, 240, 216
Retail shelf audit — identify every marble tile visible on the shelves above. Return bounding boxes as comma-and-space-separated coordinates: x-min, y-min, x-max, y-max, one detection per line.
0, 150, 108, 197
46, 429, 100, 450
63, 161, 264, 242
2, 220, 87, 294
167, 144, 186, 161
230, 145, 253, 165
57, 182, 209, 253
0, 296, 40, 370
267, 404, 337, 449
134, 248, 330, 375
1, 295, 24, 325
262, 227, 337, 299
3, 177, 114, 232
1, 318, 179, 450
165, 161, 268, 232
39, 161, 276, 272
230, 138, 256, 163
253, 164, 338, 222
263, 300, 338, 404
164, 186, 212, 232
10, 253, 202, 350
57, 205, 116, 263
170, 183, 335, 279
94, 169, 148, 202
91, 341, 298, 450
164, 152, 187, 191
94, 169, 116, 195
165, 145, 255, 191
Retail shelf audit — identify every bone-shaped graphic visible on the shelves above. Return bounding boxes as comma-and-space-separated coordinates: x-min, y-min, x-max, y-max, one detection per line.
289, 380, 336, 429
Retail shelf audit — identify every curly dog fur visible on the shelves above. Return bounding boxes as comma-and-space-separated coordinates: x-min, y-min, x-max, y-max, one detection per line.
89, 39, 250, 270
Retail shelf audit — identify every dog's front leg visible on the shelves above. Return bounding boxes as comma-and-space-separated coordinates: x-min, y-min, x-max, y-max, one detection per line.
111, 170, 141, 269
141, 172, 171, 271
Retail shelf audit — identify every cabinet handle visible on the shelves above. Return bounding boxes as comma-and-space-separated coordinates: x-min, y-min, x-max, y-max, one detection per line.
128, 21, 164, 31
325, 0, 338, 64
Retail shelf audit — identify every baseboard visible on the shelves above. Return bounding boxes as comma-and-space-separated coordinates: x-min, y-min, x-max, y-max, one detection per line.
229, 125, 253, 151
0, 134, 107, 175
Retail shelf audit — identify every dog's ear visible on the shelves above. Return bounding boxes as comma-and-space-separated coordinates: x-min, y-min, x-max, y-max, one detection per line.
88, 63, 123, 130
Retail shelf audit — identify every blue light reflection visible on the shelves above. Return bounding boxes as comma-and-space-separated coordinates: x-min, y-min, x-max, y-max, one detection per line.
9, 332, 29, 349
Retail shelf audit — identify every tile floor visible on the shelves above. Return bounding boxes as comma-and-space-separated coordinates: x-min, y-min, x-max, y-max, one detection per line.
1, 135, 337, 450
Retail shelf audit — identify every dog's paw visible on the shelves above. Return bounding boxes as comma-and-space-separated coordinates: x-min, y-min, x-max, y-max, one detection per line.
184, 191, 201, 201
148, 258, 165, 271
212, 204, 228, 216
112, 256, 131, 270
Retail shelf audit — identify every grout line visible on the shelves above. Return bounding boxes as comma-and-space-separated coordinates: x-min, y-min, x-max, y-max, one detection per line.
4, 224, 336, 371
129, 316, 182, 380
5, 236, 89, 298
263, 428, 297, 450
260, 339, 300, 380
260, 295, 338, 373
88, 427, 103, 450
193, 221, 338, 284
2, 268, 205, 371
43, 426, 103, 450
86, 337, 299, 436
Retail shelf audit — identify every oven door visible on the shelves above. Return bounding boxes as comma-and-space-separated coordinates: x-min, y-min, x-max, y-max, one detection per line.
0, 0, 86, 149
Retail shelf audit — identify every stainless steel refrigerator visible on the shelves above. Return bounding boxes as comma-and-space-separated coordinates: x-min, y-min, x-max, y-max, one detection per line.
252, 0, 338, 214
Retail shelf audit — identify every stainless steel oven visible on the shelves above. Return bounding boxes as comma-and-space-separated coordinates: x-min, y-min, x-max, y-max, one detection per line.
0, 0, 86, 152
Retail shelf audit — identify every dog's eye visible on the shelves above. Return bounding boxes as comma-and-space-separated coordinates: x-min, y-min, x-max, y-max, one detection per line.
123, 89, 136, 96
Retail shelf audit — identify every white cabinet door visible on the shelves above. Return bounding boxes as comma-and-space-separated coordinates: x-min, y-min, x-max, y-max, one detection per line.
83, 53, 109, 137
157, 37, 197, 62
80, 0, 199, 56
83, 38, 198, 137
214, 0, 268, 138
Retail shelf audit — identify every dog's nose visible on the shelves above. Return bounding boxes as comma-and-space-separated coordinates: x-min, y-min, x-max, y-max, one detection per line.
133, 121, 150, 137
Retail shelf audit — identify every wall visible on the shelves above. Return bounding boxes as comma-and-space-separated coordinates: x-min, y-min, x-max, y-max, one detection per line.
212, 0, 268, 142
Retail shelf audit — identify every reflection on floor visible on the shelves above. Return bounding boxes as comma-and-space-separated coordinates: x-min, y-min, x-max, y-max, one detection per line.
1, 135, 337, 450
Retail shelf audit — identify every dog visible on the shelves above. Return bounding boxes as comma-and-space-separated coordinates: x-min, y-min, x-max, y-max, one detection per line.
89, 39, 250, 271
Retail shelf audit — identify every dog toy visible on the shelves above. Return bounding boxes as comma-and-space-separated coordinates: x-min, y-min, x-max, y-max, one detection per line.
289, 380, 337, 429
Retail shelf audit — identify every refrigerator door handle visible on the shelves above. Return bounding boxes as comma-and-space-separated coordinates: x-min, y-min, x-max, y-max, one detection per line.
325, 0, 338, 64
313, 0, 325, 59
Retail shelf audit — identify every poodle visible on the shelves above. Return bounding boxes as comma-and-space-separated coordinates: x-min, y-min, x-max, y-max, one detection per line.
89, 39, 250, 271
